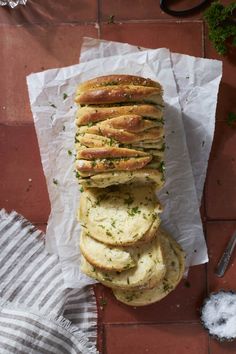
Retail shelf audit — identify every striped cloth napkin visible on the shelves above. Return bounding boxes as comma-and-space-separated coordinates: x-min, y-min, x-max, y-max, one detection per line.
0, 209, 98, 354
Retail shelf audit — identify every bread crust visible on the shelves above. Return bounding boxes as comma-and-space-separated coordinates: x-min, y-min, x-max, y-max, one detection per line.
98, 115, 160, 132
76, 104, 163, 126
80, 230, 136, 272
77, 125, 164, 144
76, 133, 118, 148
78, 169, 164, 189
112, 230, 186, 305
77, 147, 148, 159
75, 85, 163, 105
76, 156, 152, 174
80, 232, 166, 290
77, 75, 162, 92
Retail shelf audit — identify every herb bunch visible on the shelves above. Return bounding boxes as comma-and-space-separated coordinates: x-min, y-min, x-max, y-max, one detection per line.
204, 1, 236, 55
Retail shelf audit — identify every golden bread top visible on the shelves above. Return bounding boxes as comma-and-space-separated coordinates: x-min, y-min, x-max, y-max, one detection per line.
77, 75, 162, 92
76, 86, 163, 105
75, 75, 163, 105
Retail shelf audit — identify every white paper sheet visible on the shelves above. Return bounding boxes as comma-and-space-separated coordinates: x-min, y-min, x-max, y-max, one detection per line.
27, 40, 221, 288
80, 37, 223, 266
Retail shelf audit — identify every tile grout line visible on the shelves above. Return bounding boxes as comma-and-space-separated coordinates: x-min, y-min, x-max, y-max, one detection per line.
100, 19, 204, 24
205, 219, 236, 223
0, 21, 99, 27
97, 0, 101, 39
102, 323, 106, 354
0, 18, 203, 28
102, 321, 203, 326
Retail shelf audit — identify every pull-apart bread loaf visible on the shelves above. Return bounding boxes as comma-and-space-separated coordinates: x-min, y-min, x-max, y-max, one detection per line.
75, 75, 165, 189
74, 75, 185, 306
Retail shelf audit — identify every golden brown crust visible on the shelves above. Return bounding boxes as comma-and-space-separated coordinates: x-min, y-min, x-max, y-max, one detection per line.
77, 147, 148, 159
76, 156, 152, 173
77, 126, 164, 144
76, 104, 163, 126
76, 133, 118, 148
75, 86, 163, 105
98, 115, 160, 133
77, 75, 162, 92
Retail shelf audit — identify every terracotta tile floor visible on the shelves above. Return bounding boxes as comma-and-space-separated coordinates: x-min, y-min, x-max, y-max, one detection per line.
0, 1, 236, 353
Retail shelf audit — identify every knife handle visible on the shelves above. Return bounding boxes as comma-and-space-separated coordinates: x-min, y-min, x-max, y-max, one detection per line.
215, 231, 236, 277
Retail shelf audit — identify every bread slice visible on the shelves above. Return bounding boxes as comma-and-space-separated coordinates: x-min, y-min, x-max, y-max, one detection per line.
77, 125, 164, 144
79, 169, 164, 189
80, 231, 166, 290
76, 104, 163, 126
77, 147, 149, 159
96, 115, 161, 133
76, 156, 152, 175
76, 133, 119, 148
80, 230, 136, 272
78, 185, 162, 246
113, 229, 185, 306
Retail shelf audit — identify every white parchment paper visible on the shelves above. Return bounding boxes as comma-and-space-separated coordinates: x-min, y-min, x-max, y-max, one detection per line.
80, 38, 223, 266
27, 40, 221, 288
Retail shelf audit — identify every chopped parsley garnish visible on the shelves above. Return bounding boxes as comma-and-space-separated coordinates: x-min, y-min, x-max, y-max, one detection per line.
100, 298, 107, 306
67, 150, 72, 156
49, 102, 56, 108
107, 14, 115, 24
163, 282, 172, 292
127, 207, 141, 217
98, 225, 105, 229
158, 161, 165, 174
227, 112, 236, 126
111, 219, 116, 228
102, 80, 118, 86
80, 187, 84, 193
151, 213, 156, 221
53, 178, 58, 185
109, 137, 116, 146
62, 125, 66, 131
63, 93, 68, 100
106, 230, 113, 237
124, 195, 134, 205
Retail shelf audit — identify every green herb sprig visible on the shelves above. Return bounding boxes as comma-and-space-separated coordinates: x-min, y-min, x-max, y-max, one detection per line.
227, 112, 236, 126
204, 1, 236, 55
